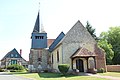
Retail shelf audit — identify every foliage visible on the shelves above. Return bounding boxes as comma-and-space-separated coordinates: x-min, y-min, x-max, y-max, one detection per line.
86, 21, 98, 40
58, 64, 70, 75
0, 68, 4, 72
99, 27, 120, 64
97, 68, 105, 73
98, 34, 114, 64
7, 64, 25, 71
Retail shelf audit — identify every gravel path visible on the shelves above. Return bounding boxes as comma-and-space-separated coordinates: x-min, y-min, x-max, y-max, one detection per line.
0, 72, 32, 80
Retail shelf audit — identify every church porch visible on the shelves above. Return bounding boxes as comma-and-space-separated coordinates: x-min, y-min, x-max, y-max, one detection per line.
70, 48, 97, 73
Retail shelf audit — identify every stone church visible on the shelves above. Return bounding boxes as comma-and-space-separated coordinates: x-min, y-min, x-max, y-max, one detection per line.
29, 11, 106, 72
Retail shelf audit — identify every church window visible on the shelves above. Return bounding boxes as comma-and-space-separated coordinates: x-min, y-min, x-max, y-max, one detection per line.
38, 58, 41, 61
38, 50, 42, 61
52, 54, 53, 63
35, 36, 44, 39
57, 50, 59, 62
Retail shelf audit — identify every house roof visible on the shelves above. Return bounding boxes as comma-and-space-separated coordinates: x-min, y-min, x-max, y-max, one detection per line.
71, 47, 96, 58
1, 48, 23, 61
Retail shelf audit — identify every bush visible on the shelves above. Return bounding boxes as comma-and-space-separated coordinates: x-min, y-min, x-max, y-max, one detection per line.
58, 64, 70, 75
7, 64, 25, 71
0, 68, 4, 72
97, 68, 105, 73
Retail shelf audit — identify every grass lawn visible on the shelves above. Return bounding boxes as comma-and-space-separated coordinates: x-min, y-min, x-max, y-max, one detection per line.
99, 72, 120, 77
9, 72, 109, 80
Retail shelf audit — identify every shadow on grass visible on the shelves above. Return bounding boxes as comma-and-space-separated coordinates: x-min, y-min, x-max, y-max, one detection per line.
38, 72, 77, 78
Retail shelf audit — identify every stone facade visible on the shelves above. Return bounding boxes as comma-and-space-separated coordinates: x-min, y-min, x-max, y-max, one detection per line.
29, 11, 106, 73
51, 21, 106, 72
29, 49, 50, 72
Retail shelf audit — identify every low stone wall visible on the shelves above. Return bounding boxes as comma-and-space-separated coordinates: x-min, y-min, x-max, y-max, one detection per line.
107, 65, 120, 72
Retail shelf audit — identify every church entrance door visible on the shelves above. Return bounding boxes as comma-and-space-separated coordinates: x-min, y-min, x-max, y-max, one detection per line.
76, 59, 84, 72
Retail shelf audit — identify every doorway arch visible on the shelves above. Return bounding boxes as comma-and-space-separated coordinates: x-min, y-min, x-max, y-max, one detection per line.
76, 59, 84, 72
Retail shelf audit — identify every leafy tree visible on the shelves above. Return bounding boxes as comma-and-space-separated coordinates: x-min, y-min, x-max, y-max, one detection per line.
107, 27, 120, 64
98, 32, 114, 64
86, 21, 98, 40
99, 27, 120, 64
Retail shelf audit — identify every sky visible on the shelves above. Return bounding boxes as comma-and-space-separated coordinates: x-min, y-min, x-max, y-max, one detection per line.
0, 0, 120, 61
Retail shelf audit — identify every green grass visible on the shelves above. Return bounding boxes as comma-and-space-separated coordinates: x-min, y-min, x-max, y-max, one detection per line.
99, 72, 120, 77
9, 72, 109, 80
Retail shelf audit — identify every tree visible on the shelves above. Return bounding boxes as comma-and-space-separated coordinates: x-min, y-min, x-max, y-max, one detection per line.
98, 32, 114, 64
86, 21, 98, 40
99, 27, 120, 64
107, 27, 120, 64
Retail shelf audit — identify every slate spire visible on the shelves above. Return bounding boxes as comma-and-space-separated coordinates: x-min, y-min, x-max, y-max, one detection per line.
33, 12, 40, 33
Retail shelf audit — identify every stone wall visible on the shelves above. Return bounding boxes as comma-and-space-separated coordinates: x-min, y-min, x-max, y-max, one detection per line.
29, 49, 49, 71
107, 65, 120, 72
94, 45, 107, 72
62, 21, 97, 71
51, 21, 106, 72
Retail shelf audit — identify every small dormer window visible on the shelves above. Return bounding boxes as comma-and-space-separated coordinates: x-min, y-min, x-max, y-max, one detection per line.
15, 54, 18, 57
11, 54, 14, 57
35, 36, 44, 39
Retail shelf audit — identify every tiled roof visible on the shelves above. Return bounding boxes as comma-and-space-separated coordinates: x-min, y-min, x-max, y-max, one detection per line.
71, 47, 96, 58
47, 39, 55, 47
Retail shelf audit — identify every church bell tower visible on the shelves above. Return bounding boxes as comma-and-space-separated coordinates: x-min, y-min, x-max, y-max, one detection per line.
31, 12, 47, 49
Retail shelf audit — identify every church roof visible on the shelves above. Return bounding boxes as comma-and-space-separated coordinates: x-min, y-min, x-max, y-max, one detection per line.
33, 12, 40, 33
52, 20, 96, 50
71, 47, 96, 58
49, 32, 65, 52
1, 48, 22, 61
47, 39, 55, 47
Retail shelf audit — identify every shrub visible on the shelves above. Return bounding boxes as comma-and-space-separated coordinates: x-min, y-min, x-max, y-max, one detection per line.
97, 68, 105, 73
58, 64, 70, 75
0, 68, 4, 72
7, 64, 25, 71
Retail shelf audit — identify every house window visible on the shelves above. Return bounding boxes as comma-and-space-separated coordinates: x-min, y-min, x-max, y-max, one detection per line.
15, 54, 18, 57
57, 50, 59, 62
11, 54, 14, 57
35, 36, 44, 39
11, 60, 17, 65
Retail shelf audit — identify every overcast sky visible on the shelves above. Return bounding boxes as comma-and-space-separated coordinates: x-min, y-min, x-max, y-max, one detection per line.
0, 0, 120, 60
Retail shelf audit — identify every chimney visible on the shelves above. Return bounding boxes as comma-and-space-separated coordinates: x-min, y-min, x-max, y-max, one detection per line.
20, 49, 22, 56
